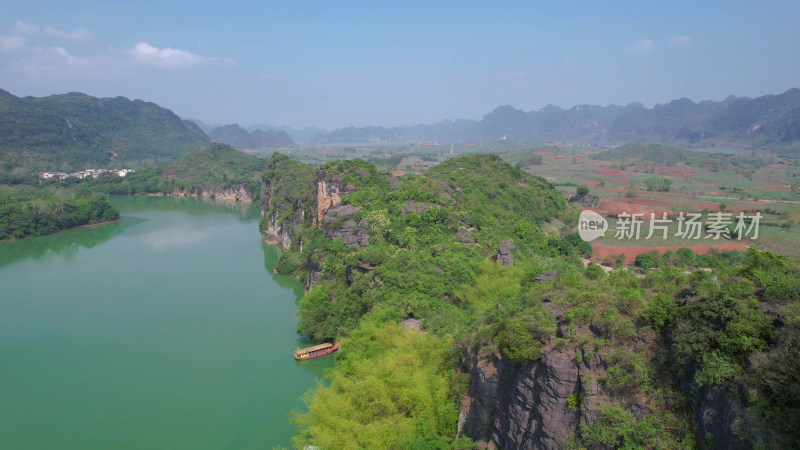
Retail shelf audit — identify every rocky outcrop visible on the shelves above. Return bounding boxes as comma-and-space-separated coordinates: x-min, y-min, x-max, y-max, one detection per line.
260, 154, 316, 249
306, 249, 325, 290
569, 194, 600, 209
458, 230, 475, 244
316, 166, 355, 224
168, 182, 252, 202
400, 201, 441, 216
461, 351, 588, 449
496, 241, 515, 266
322, 205, 369, 247
263, 205, 305, 249
689, 385, 750, 449
535, 271, 558, 283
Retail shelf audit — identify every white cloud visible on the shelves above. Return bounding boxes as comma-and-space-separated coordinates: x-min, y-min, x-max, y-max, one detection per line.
670, 35, 693, 46
9, 21, 91, 41
0, 35, 27, 52
12, 21, 39, 35
43, 26, 92, 41
631, 38, 656, 53
128, 42, 233, 68
4, 44, 96, 78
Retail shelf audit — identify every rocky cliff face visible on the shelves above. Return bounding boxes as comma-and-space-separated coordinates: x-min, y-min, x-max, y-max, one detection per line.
260, 154, 316, 249
322, 205, 369, 247
263, 204, 305, 249
460, 348, 604, 449
461, 331, 751, 449
168, 182, 252, 201
315, 166, 355, 224
681, 372, 751, 449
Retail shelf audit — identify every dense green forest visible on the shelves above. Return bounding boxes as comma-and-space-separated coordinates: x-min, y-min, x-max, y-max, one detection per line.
263, 154, 800, 448
0, 89, 209, 171
0, 180, 119, 241
28, 143, 266, 200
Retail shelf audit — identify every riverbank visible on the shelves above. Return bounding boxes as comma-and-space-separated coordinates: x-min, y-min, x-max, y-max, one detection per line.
0, 218, 120, 244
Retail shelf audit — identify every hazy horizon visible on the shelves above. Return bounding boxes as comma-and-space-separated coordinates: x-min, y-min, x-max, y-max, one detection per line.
2, 1, 799, 129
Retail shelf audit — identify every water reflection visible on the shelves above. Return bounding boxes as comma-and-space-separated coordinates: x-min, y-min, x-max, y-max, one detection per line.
112, 196, 260, 221
0, 218, 145, 268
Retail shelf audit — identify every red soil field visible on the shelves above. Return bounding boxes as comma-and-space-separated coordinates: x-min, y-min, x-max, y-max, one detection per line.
592, 242, 748, 264
760, 185, 791, 192
622, 197, 671, 206
594, 169, 634, 177
627, 165, 699, 178
595, 200, 672, 217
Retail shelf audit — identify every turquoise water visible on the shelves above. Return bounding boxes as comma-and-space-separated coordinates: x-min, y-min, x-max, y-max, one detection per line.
0, 196, 330, 449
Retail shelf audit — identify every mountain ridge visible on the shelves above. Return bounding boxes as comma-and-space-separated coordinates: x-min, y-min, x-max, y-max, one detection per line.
0, 89, 210, 171
311, 88, 800, 155
208, 123, 294, 149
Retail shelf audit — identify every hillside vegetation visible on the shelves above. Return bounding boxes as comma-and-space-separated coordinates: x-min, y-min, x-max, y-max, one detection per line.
0, 89, 209, 171
265, 154, 800, 448
84, 144, 266, 198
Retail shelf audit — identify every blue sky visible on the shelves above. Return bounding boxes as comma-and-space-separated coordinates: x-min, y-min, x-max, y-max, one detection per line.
1, 1, 799, 129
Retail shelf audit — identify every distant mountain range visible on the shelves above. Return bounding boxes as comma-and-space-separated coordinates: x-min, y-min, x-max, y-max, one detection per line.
207, 124, 294, 149
0, 89, 209, 171
310, 89, 800, 154
246, 124, 324, 146
4, 87, 799, 173
187, 120, 322, 145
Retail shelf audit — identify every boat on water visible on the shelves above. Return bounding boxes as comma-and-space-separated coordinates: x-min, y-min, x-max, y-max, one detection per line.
294, 342, 340, 360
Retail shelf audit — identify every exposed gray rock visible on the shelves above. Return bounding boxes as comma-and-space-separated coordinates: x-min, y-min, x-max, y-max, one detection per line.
589, 321, 609, 338
497, 241, 515, 266
569, 194, 600, 209
381, 174, 400, 189
400, 200, 441, 216
536, 270, 558, 283
306, 250, 324, 290
458, 231, 475, 244
681, 376, 752, 449
461, 351, 582, 449
322, 205, 362, 226
322, 205, 369, 247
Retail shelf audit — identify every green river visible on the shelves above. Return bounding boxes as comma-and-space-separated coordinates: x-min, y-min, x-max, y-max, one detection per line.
0, 196, 331, 449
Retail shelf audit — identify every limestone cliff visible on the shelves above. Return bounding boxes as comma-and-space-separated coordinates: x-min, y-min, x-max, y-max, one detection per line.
166, 181, 252, 201
322, 205, 369, 247
315, 166, 355, 224
260, 153, 316, 249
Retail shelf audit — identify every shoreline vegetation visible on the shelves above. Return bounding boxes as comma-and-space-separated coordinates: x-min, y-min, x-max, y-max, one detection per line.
0, 218, 121, 244
0, 143, 265, 240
